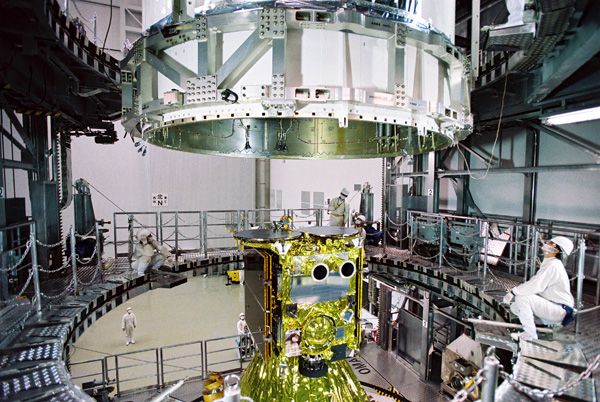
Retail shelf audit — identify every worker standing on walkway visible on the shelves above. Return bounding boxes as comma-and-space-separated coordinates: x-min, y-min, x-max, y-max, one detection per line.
328, 188, 350, 227
503, 236, 575, 340
122, 307, 137, 346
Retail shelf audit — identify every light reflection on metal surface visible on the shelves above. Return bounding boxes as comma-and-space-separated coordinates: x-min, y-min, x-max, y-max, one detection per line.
236, 226, 368, 401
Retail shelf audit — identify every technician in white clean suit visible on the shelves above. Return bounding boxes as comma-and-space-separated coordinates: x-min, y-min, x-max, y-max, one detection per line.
131, 229, 172, 276
504, 236, 575, 340
328, 188, 350, 227
122, 307, 137, 346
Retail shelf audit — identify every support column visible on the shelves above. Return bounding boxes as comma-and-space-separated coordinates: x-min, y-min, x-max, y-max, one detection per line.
255, 159, 270, 225
377, 284, 392, 350
383, 157, 393, 248
471, 0, 481, 81
425, 152, 439, 213
419, 291, 432, 380
522, 127, 539, 223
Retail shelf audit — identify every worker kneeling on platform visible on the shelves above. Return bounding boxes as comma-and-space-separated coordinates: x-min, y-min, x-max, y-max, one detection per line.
132, 229, 172, 276
503, 236, 575, 340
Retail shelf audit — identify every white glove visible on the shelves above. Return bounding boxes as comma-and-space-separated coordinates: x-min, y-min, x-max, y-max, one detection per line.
503, 291, 514, 304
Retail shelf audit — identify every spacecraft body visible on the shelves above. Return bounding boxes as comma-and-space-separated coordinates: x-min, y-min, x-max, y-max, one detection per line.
234, 227, 368, 401
124, 0, 472, 159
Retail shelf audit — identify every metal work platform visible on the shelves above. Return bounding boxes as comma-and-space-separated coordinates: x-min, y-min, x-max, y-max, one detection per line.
369, 249, 600, 401
0, 255, 239, 402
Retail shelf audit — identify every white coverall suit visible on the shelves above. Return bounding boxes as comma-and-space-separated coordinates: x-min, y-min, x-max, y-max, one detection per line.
122, 311, 137, 345
328, 196, 349, 227
505, 0, 525, 26
131, 230, 171, 276
510, 257, 573, 339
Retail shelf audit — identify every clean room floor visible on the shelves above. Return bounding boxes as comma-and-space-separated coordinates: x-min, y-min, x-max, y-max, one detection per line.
69, 273, 445, 401
69, 274, 245, 395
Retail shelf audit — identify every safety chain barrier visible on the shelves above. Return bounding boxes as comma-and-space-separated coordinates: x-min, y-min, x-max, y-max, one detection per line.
386, 215, 408, 227
499, 353, 600, 401
76, 247, 98, 266
16, 269, 35, 297
38, 256, 73, 273
442, 255, 467, 272
36, 238, 66, 248
451, 349, 600, 402
451, 347, 500, 402
451, 365, 487, 402
448, 246, 480, 257
173, 231, 200, 240
75, 227, 96, 237
41, 278, 75, 300
0, 240, 32, 272
410, 239, 440, 259
384, 228, 409, 241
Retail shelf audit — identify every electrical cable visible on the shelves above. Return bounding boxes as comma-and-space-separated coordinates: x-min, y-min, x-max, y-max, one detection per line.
70, 0, 96, 33
101, 0, 113, 52
455, 72, 509, 181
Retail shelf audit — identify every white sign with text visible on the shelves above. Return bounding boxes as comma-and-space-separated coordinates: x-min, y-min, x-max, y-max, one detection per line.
152, 193, 168, 207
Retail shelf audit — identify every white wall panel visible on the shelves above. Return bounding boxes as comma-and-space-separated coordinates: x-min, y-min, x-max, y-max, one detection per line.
536, 120, 600, 224
64, 122, 255, 241
270, 159, 383, 223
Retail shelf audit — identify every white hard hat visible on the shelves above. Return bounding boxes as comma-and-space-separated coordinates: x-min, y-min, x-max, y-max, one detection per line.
550, 236, 574, 256
355, 214, 366, 224
137, 229, 151, 242
239, 313, 245, 318
340, 188, 349, 197
126, 307, 132, 311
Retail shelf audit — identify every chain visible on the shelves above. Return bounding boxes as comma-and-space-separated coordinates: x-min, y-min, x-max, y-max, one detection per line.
41, 278, 74, 300
386, 215, 407, 227
410, 239, 441, 259
385, 228, 410, 241
0, 240, 32, 272
16, 269, 34, 297
451, 366, 487, 402
500, 353, 600, 400
76, 246, 98, 265
36, 238, 66, 248
38, 256, 72, 273
175, 231, 200, 240
75, 227, 96, 237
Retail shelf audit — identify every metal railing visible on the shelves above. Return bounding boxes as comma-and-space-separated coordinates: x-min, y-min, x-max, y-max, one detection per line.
286, 208, 322, 228
106, 347, 161, 395
69, 331, 261, 396
69, 357, 107, 386
1, 221, 40, 313
112, 208, 328, 263
113, 212, 159, 258
160, 339, 204, 386
406, 211, 538, 280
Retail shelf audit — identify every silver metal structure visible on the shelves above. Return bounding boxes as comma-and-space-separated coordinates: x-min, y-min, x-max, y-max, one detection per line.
121, 0, 472, 158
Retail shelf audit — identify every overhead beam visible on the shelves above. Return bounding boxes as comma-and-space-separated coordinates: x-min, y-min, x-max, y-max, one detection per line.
0, 102, 35, 154
1, 159, 33, 170
439, 163, 600, 177
216, 30, 271, 89
1, 126, 31, 159
526, 122, 600, 159
528, 9, 600, 103
458, 143, 491, 165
